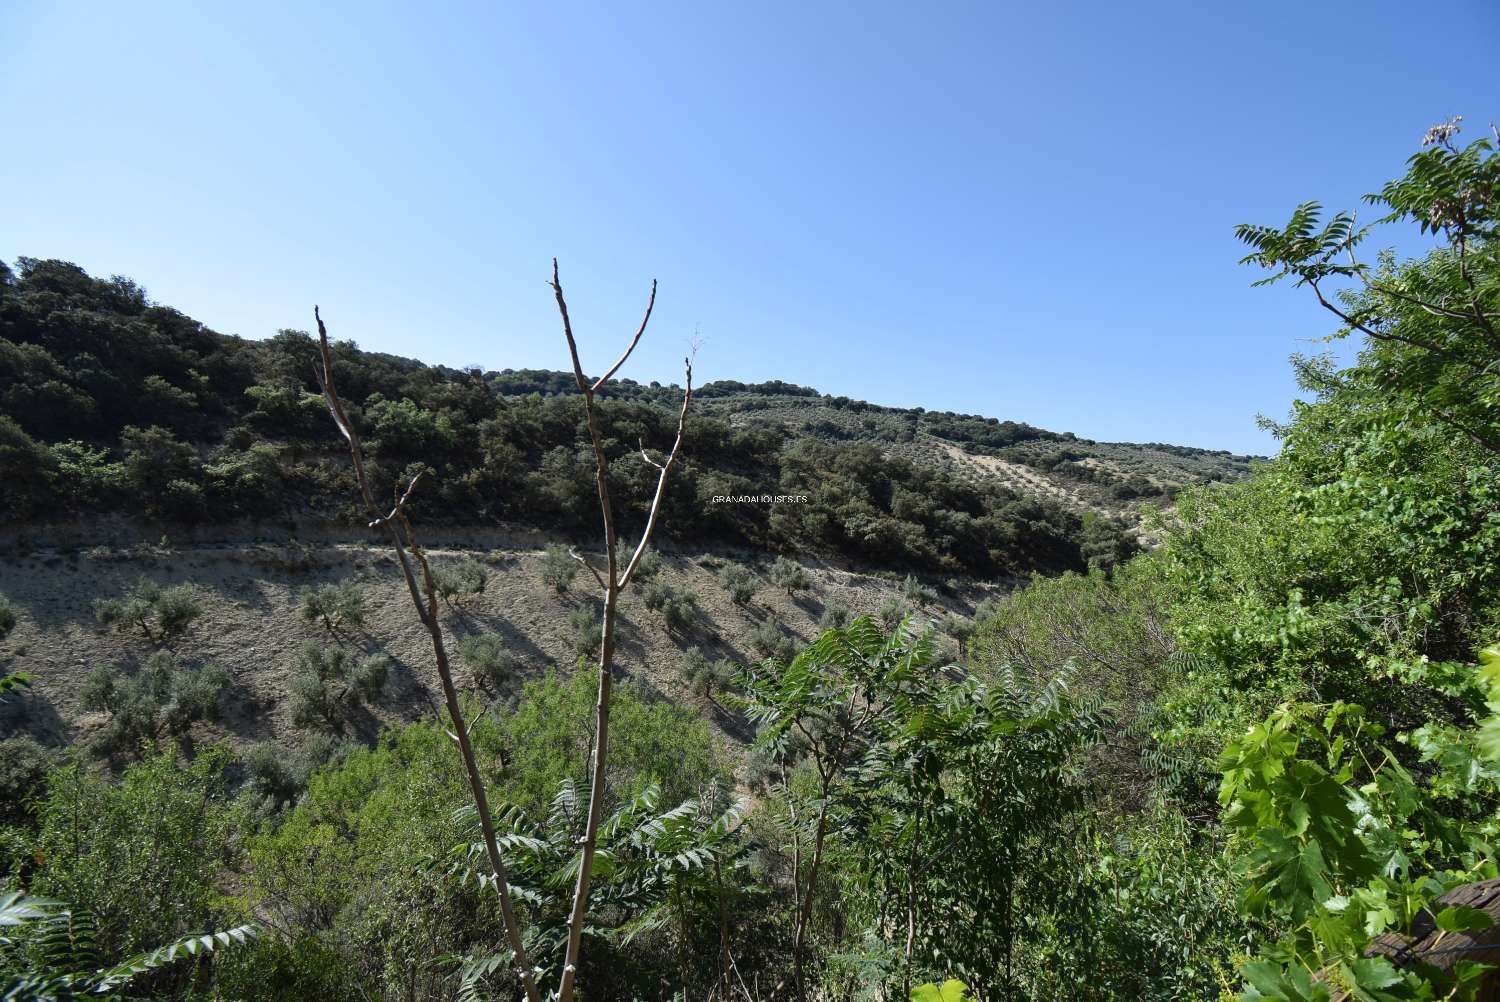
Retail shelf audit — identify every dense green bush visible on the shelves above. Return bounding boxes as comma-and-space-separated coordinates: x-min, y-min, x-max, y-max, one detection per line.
79, 652, 231, 753
298, 582, 365, 636
768, 556, 811, 596
540, 543, 578, 593
817, 601, 851, 630
681, 647, 737, 701
21, 748, 237, 963
93, 578, 201, 643
0, 735, 51, 824
717, 563, 757, 604
748, 620, 798, 662
455, 633, 516, 690
567, 603, 601, 657
615, 539, 662, 580
640, 579, 699, 634
432, 556, 488, 604
287, 644, 390, 731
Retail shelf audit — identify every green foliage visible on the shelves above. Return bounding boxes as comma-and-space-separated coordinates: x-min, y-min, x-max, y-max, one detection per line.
79, 652, 231, 753
21, 748, 237, 963
1218, 685, 1500, 1001
0, 594, 15, 642
876, 595, 910, 631
739, 617, 1105, 996
494, 668, 725, 819
818, 601, 851, 631
641, 579, 699, 634
899, 574, 937, 607
456, 633, 517, 690
0, 736, 51, 824
747, 620, 798, 663
0, 890, 256, 1000
541, 543, 578, 593
681, 647, 737, 701
288, 643, 390, 731
298, 582, 365, 636
433, 556, 488, 604
442, 777, 750, 988
616, 539, 662, 581
910, 980, 972, 1002
717, 563, 757, 605
567, 603, 601, 658
93, 577, 201, 643
242, 673, 725, 997
769, 556, 811, 596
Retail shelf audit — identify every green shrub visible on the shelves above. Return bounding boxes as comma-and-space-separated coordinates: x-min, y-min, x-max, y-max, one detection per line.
878, 596, 911, 630
456, 633, 516, 689
25, 747, 235, 961
0, 593, 15, 641
717, 564, 757, 605
615, 540, 662, 581
299, 582, 365, 635
93, 578, 200, 643
568, 603, 601, 658
495, 668, 726, 817
433, 556, 488, 604
541, 543, 578, 593
641, 580, 699, 634
681, 647, 736, 701
288, 644, 389, 731
748, 620, 798, 662
243, 741, 303, 808
0, 735, 51, 823
900, 574, 938, 607
769, 556, 811, 596
350, 654, 390, 703
818, 601, 851, 631
81, 652, 230, 752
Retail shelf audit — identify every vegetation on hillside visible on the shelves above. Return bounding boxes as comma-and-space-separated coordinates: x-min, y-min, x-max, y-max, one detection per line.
2, 120, 1498, 1000
0, 256, 1253, 575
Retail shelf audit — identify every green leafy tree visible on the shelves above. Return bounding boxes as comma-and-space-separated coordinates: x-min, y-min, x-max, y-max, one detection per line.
718, 564, 757, 605
541, 544, 578, 594
433, 556, 489, 606
93, 578, 201, 644
456, 633, 517, 691
769, 557, 811, 597
288, 644, 390, 731
298, 582, 365, 637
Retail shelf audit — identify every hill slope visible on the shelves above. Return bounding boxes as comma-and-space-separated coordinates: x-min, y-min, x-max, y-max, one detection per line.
0, 257, 1256, 580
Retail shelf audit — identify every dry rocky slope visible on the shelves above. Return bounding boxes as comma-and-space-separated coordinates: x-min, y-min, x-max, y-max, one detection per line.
0, 530, 997, 757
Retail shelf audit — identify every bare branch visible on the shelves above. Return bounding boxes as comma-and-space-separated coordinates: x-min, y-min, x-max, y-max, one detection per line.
550, 259, 590, 394
637, 438, 665, 471
314, 308, 543, 1002
621, 354, 694, 591
592, 279, 657, 391
551, 268, 693, 1002
570, 548, 608, 591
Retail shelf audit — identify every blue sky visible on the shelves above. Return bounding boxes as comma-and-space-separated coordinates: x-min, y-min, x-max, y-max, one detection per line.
3, 1, 1495, 455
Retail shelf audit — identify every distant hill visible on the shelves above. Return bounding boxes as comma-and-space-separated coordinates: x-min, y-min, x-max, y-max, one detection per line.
0, 257, 1257, 577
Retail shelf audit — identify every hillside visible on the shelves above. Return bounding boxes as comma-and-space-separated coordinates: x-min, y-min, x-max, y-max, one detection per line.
0, 530, 995, 759
0, 258, 1255, 582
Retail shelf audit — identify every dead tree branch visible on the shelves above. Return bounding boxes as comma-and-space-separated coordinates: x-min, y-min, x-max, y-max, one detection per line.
313, 307, 542, 1002
548, 260, 693, 1002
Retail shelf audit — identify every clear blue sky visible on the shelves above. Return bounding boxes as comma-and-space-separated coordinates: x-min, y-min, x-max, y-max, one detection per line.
3, 2, 1495, 454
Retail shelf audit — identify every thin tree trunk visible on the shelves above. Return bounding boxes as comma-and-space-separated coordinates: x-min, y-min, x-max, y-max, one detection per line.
314, 309, 542, 1002
792, 784, 831, 1002
549, 260, 693, 1002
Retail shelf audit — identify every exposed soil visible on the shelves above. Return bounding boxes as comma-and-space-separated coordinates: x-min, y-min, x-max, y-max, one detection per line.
0, 532, 1000, 759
